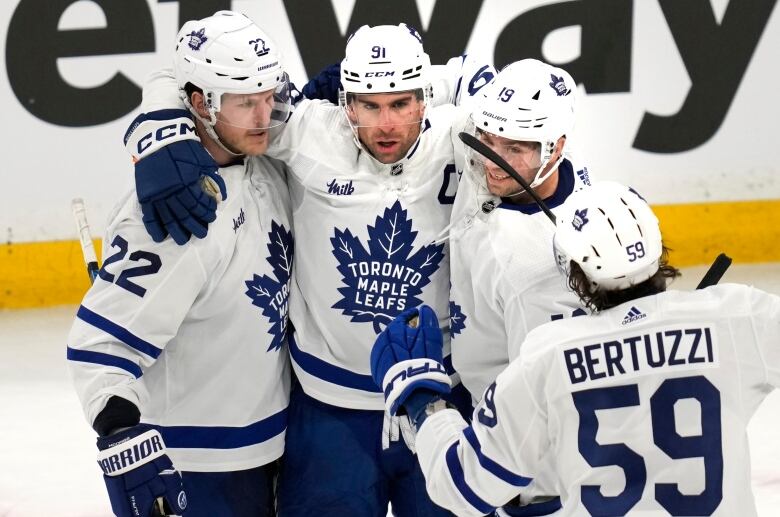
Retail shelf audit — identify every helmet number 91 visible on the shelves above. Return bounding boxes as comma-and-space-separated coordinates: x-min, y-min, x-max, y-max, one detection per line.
371, 46, 386, 59
626, 242, 646, 262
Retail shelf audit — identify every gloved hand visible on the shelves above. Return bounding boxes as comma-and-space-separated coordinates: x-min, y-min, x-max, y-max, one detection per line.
124, 109, 227, 245
370, 305, 451, 416
301, 62, 342, 105
96, 424, 188, 517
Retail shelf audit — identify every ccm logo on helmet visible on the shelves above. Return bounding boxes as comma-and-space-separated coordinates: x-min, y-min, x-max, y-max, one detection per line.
137, 121, 196, 155
365, 71, 395, 77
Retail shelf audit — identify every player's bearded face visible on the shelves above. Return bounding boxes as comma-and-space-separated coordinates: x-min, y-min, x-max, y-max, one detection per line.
476, 131, 543, 198
347, 92, 425, 164
214, 90, 276, 156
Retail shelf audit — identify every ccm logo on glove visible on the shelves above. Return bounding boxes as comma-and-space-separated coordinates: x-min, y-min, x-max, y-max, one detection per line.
136, 119, 196, 156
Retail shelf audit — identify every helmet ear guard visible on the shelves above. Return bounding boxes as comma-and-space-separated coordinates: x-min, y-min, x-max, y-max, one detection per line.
553, 182, 663, 291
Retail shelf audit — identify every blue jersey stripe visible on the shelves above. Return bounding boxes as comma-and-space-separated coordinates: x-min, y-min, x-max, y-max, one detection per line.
66, 346, 143, 378
443, 354, 456, 376
500, 497, 563, 516
288, 333, 381, 392
77, 305, 162, 359
463, 426, 533, 487
445, 440, 496, 515
151, 408, 288, 450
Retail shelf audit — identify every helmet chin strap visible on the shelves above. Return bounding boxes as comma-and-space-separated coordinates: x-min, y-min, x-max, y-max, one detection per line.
504, 145, 564, 199
183, 95, 244, 158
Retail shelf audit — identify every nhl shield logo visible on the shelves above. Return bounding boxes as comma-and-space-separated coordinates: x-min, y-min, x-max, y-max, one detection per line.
249, 38, 270, 57
187, 28, 207, 51
572, 208, 589, 231
549, 74, 571, 96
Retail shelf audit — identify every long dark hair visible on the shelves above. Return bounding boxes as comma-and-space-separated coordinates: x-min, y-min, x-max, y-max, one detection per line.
568, 246, 680, 312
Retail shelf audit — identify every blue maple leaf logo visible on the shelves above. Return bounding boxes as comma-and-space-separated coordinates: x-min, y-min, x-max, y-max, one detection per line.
549, 73, 571, 96
187, 28, 207, 51
572, 208, 589, 231
331, 201, 445, 334
244, 220, 294, 351
449, 300, 467, 337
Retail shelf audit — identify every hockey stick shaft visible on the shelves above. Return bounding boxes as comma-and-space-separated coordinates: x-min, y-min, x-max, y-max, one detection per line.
458, 133, 733, 290
458, 131, 557, 224
71, 208, 174, 516
696, 253, 732, 289
71, 198, 99, 283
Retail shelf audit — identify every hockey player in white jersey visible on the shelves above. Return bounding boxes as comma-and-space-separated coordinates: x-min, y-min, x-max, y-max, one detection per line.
68, 12, 293, 516
372, 180, 780, 516
449, 59, 591, 408
123, 20, 494, 516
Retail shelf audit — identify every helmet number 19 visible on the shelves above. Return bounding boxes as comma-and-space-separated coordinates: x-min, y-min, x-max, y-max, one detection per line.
498, 87, 515, 102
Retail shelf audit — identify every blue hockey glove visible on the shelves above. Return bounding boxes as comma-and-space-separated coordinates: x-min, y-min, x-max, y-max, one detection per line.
301, 62, 342, 104
124, 109, 227, 245
371, 305, 451, 416
97, 424, 187, 517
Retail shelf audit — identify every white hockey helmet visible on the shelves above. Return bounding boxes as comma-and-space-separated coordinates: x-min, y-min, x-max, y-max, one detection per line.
553, 181, 662, 291
174, 10, 290, 129
340, 23, 431, 95
467, 59, 576, 194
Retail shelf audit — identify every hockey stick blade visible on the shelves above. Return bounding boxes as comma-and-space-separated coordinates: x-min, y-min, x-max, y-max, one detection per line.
696, 253, 732, 289
71, 198, 100, 284
458, 131, 557, 224
151, 497, 175, 517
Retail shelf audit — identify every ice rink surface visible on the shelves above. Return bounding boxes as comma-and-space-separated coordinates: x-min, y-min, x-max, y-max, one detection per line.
2, 263, 780, 516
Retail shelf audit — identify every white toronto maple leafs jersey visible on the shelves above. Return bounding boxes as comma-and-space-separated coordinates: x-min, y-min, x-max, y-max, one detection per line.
449, 158, 593, 403
138, 57, 494, 410
416, 284, 780, 516
269, 100, 468, 409
68, 157, 293, 472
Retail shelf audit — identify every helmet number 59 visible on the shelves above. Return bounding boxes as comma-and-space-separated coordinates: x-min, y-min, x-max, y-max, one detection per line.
626, 241, 645, 262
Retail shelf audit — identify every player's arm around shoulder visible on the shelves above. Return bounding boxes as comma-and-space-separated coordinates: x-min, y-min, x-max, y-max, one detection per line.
141, 68, 183, 111
267, 97, 347, 164
429, 54, 496, 107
